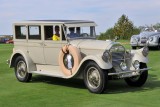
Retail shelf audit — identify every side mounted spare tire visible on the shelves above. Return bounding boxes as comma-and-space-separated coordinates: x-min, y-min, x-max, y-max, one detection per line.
59, 45, 82, 76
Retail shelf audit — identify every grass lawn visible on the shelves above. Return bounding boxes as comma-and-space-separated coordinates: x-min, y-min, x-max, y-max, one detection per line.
0, 41, 160, 107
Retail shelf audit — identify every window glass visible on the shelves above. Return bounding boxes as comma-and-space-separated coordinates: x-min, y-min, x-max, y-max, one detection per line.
66, 26, 96, 38
15, 26, 26, 39
28, 26, 41, 40
44, 26, 53, 40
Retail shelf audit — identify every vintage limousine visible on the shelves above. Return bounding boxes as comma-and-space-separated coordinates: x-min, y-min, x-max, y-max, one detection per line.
8, 20, 150, 93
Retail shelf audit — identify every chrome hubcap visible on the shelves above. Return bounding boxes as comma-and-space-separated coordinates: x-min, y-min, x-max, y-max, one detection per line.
87, 67, 101, 89
17, 61, 27, 79
130, 75, 140, 81
63, 54, 74, 70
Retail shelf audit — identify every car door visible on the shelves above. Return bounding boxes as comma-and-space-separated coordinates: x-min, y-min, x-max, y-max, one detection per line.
43, 25, 67, 65
27, 25, 45, 64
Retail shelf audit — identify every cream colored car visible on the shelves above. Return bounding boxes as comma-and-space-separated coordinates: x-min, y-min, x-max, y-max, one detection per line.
9, 20, 150, 94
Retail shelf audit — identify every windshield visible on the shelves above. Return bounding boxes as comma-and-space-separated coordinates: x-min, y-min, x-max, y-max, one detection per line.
64, 26, 96, 39
141, 27, 160, 32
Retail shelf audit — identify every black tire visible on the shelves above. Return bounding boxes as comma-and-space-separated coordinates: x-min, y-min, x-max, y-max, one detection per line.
132, 46, 136, 49
157, 39, 160, 50
83, 61, 108, 94
14, 56, 32, 82
125, 63, 148, 87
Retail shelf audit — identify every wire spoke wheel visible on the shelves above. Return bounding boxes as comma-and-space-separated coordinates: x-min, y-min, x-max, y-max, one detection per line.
87, 67, 101, 89
17, 61, 27, 79
125, 63, 148, 87
15, 56, 32, 82
84, 61, 108, 94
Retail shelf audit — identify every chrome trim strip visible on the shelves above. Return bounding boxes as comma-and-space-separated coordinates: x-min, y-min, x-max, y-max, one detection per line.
108, 67, 151, 76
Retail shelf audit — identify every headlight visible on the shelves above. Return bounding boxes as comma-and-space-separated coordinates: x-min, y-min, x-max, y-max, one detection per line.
120, 62, 127, 71
133, 60, 140, 70
131, 36, 139, 42
149, 37, 153, 42
142, 46, 149, 57
102, 50, 111, 62
135, 37, 140, 42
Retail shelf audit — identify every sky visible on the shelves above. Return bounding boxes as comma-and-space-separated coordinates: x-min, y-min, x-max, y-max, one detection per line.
1, 0, 160, 35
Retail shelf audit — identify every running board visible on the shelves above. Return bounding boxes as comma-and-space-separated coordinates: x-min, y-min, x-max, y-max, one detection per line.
29, 65, 66, 78
30, 70, 65, 78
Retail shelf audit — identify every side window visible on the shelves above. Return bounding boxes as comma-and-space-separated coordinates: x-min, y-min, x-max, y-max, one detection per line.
28, 26, 41, 40
15, 26, 26, 39
44, 25, 61, 41
44, 26, 53, 40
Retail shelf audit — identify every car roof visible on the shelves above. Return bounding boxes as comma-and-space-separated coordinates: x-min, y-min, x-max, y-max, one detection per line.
13, 20, 97, 27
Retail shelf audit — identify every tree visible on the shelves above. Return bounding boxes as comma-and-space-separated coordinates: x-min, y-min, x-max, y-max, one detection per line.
97, 28, 114, 40
113, 14, 134, 39
98, 14, 141, 40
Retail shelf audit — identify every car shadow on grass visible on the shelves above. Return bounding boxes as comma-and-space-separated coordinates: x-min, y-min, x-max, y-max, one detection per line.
104, 73, 160, 94
31, 75, 86, 89
31, 73, 160, 94
149, 47, 160, 51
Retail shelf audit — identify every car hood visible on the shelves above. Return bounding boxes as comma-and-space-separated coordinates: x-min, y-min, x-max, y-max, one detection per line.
70, 39, 114, 50
139, 31, 160, 38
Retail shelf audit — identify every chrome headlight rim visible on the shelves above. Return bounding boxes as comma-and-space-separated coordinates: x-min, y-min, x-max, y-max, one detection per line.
135, 37, 140, 42
142, 46, 149, 57
102, 50, 111, 62
120, 62, 127, 71
149, 37, 153, 42
133, 60, 140, 70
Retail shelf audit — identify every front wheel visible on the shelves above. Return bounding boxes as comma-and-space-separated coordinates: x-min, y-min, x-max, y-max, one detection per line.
14, 56, 32, 82
83, 61, 108, 94
125, 63, 148, 87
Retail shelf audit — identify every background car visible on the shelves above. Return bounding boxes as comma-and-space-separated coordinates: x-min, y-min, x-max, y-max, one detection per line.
130, 27, 160, 49
5, 39, 14, 44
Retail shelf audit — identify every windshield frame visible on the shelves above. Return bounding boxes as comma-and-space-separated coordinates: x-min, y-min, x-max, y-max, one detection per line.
62, 25, 97, 41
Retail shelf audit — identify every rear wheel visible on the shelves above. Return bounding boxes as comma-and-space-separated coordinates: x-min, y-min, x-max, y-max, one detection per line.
83, 61, 108, 94
14, 56, 32, 82
125, 63, 148, 87
157, 38, 160, 50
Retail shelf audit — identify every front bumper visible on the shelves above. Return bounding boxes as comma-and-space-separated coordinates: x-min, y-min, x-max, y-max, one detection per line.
108, 67, 151, 78
131, 41, 158, 47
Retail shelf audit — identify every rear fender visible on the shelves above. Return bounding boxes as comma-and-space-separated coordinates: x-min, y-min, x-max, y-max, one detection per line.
10, 49, 36, 73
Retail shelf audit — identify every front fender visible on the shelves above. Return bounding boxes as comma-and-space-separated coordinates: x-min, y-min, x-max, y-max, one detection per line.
67, 54, 112, 79
79, 54, 112, 69
10, 49, 37, 72
131, 48, 148, 63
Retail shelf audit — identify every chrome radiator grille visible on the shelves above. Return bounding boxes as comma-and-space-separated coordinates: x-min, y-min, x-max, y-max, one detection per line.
111, 52, 124, 67
140, 37, 148, 44
109, 44, 129, 71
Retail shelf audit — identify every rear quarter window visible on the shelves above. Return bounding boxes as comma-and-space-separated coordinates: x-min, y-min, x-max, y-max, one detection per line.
15, 26, 26, 39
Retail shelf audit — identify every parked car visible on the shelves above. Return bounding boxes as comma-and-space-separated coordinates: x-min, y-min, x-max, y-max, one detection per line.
6, 39, 14, 44
130, 27, 160, 49
8, 20, 150, 94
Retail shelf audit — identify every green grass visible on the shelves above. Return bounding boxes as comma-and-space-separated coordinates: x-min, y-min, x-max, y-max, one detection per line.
0, 42, 160, 107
